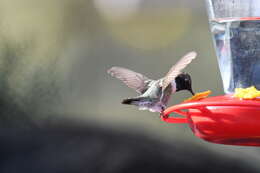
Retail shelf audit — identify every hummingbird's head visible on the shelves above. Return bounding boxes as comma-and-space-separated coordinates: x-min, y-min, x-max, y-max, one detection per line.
175, 73, 194, 95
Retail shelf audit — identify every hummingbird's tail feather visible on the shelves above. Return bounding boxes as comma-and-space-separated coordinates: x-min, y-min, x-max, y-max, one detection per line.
122, 97, 141, 105
122, 98, 133, 104
122, 97, 149, 105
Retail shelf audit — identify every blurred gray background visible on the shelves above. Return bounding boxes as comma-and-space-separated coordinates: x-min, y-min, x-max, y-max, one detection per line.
1, 0, 260, 172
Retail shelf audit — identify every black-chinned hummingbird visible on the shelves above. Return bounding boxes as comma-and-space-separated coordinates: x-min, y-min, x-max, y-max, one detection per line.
107, 51, 197, 113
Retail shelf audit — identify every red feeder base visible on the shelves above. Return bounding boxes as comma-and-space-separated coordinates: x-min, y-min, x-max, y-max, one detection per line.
161, 95, 260, 146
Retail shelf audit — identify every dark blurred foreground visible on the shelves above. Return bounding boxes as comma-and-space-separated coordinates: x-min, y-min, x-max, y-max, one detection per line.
0, 118, 257, 173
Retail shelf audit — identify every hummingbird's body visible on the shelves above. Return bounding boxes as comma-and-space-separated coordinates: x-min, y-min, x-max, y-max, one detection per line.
108, 51, 197, 113
122, 79, 174, 112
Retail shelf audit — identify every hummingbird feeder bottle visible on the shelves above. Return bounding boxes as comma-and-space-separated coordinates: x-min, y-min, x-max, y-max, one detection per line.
161, 0, 260, 146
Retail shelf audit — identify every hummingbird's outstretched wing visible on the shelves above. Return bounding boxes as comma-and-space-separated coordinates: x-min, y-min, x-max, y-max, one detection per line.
162, 51, 197, 90
107, 67, 152, 94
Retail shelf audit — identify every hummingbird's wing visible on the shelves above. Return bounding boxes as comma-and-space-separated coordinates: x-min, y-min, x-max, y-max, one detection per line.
107, 67, 152, 94
162, 51, 197, 90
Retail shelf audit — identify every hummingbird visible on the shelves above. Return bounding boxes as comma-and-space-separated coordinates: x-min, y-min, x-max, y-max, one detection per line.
107, 51, 197, 113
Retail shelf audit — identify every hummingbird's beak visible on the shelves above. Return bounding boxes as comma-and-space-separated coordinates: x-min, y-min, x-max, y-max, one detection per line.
189, 88, 195, 95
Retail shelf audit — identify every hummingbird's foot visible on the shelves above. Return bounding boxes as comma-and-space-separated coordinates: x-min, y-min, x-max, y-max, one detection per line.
160, 112, 163, 116
160, 112, 164, 118
160, 106, 166, 118
160, 112, 168, 119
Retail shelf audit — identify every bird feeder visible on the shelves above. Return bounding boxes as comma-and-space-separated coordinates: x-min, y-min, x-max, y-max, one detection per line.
161, 0, 260, 146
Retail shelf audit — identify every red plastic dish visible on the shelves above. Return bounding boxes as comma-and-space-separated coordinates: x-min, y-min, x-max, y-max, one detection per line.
161, 95, 260, 146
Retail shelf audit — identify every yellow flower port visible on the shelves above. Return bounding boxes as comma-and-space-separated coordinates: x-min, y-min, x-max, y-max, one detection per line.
184, 90, 212, 102
233, 86, 260, 99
